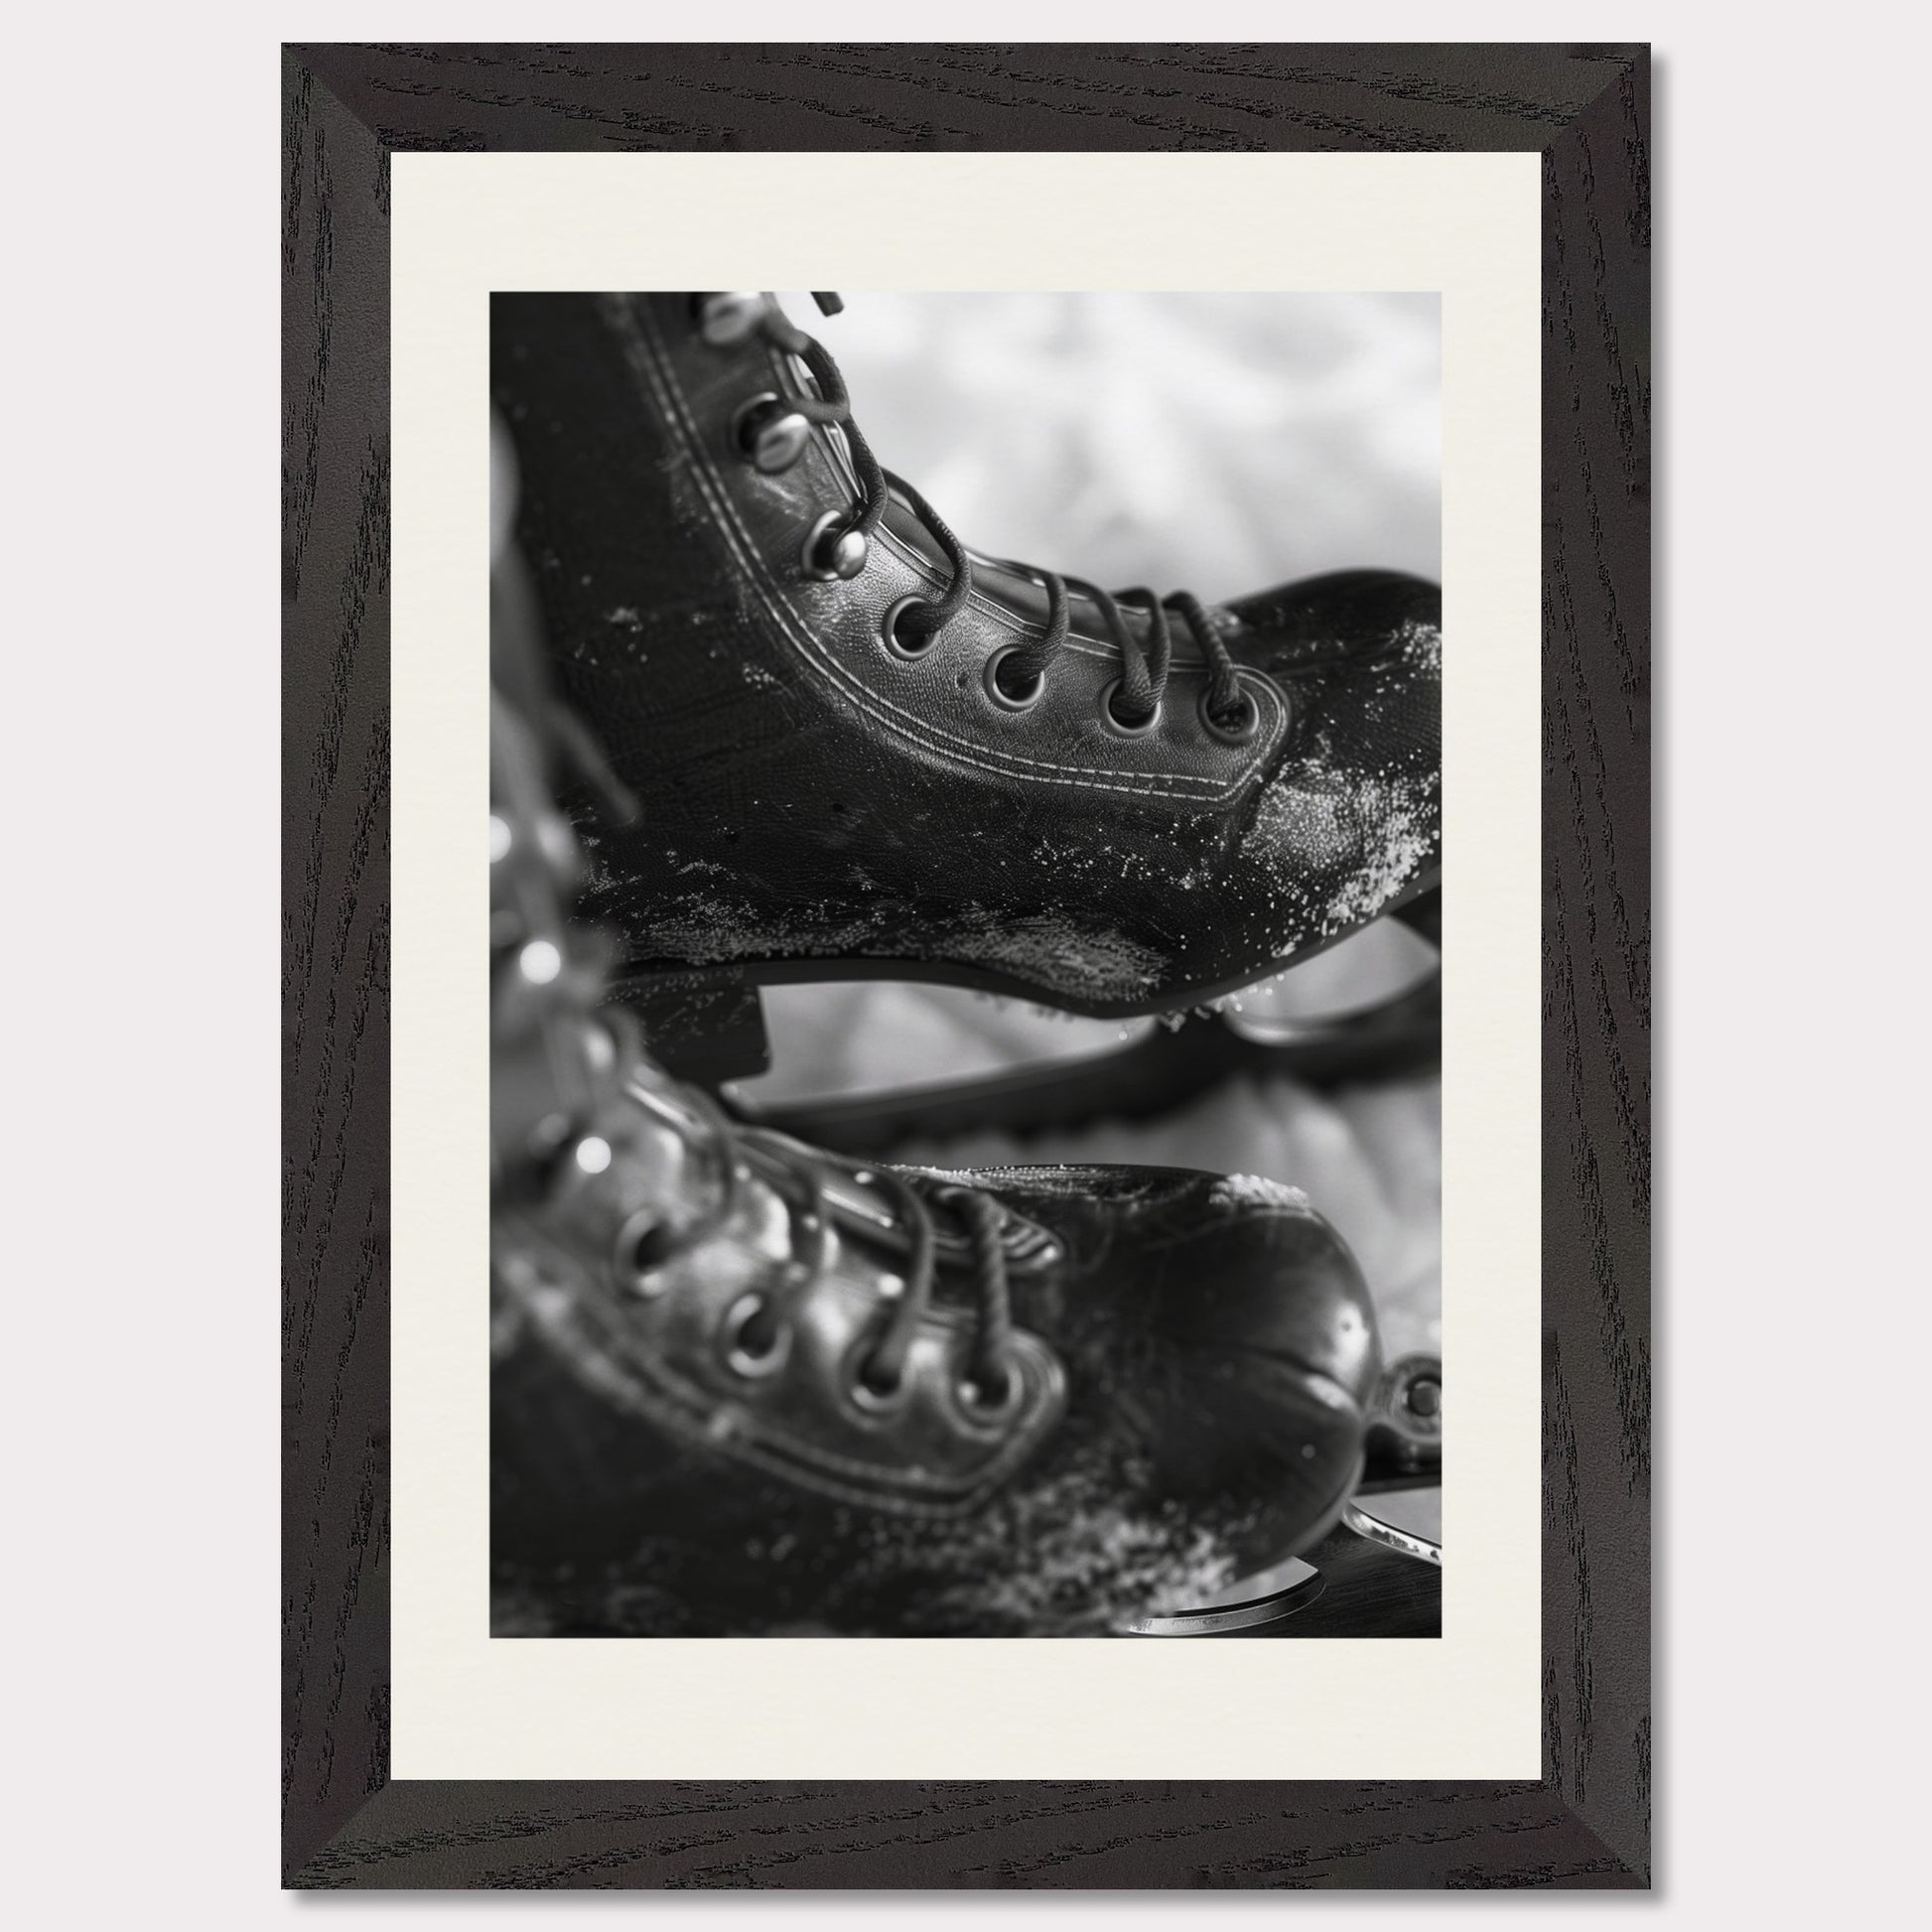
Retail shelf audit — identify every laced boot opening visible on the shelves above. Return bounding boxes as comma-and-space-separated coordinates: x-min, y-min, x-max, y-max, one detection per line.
707, 295, 1257, 731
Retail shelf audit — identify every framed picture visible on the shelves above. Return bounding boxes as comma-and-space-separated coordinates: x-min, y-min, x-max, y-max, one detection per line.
284, 42, 1649, 1888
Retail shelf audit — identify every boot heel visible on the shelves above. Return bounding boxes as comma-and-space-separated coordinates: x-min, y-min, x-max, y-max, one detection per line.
611, 972, 770, 1086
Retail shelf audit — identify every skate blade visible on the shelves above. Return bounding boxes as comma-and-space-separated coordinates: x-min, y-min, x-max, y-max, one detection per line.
1343, 1496, 1442, 1567
1123, 1486, 1441, 1637
1121, 1552, 1325, 1635
1211, 919, 1437, 1044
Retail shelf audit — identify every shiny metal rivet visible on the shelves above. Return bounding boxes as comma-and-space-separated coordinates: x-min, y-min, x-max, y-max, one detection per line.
573, 1136, 612, 1175
802, 511, 868, 582
982, 644, 1044, 712
733, 392, 811, 473
518, 938, 563, 984
695, 292, 765, 345
1097, 677, 1161, 738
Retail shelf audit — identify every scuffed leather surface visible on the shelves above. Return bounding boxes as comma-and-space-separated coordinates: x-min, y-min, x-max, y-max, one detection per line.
492, 293, 1441, 1012
492, 1142, 1380, 1636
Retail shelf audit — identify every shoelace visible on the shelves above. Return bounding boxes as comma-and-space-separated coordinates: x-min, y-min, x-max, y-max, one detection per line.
624, 1062, 1021, 1411
494, 674, 1022, 1414
742, 293, 1254, 734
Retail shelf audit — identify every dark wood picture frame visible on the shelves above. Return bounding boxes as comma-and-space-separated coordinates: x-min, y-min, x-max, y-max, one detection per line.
283, 42, 1649, 1888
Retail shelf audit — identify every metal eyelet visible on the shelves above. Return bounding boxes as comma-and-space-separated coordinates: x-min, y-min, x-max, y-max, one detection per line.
845, 1340, 914, 1417
802, 511, 869, 582
732, 392, 811, 474
953, 1360, 1023, 1425
1097, 678, 1162, 738
693, 292, 766, 345
720, 1293, 791, 1379
615, 1207, 674, 1298
881, 596, 938, 660
1198, 684, 1262, 744
982, 645, 1044, 711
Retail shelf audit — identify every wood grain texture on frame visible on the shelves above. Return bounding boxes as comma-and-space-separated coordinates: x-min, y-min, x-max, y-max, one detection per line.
282, 40, 1649, 1888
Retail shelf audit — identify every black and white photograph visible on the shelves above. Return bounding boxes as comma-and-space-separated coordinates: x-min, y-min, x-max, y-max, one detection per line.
259, 35, 1655, 1890
487, 289, 1444, 1637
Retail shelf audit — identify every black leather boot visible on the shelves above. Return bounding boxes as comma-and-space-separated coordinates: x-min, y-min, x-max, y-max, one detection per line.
491, 293, 1441, 1057
492, 1085, 1392, 1637
491, 563, 1421, 1639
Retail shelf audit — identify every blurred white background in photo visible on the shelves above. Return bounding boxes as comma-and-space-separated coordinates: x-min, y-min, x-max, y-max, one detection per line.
806, 290, 1441, 589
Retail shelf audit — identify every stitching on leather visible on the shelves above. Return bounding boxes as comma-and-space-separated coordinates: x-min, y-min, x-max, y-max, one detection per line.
615, 299, 1283, 806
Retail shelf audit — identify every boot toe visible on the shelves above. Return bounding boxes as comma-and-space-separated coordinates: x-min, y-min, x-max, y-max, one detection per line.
1223, 567, 1441, 679
1149, 1173, 1381, 1403
1138, 1175, 1382, 1551
1218, 571, 1441, 948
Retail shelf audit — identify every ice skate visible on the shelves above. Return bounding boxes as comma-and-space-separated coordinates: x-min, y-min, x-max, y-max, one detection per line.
490, 501, 1439, 1637
491, 292, 1441, 1095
